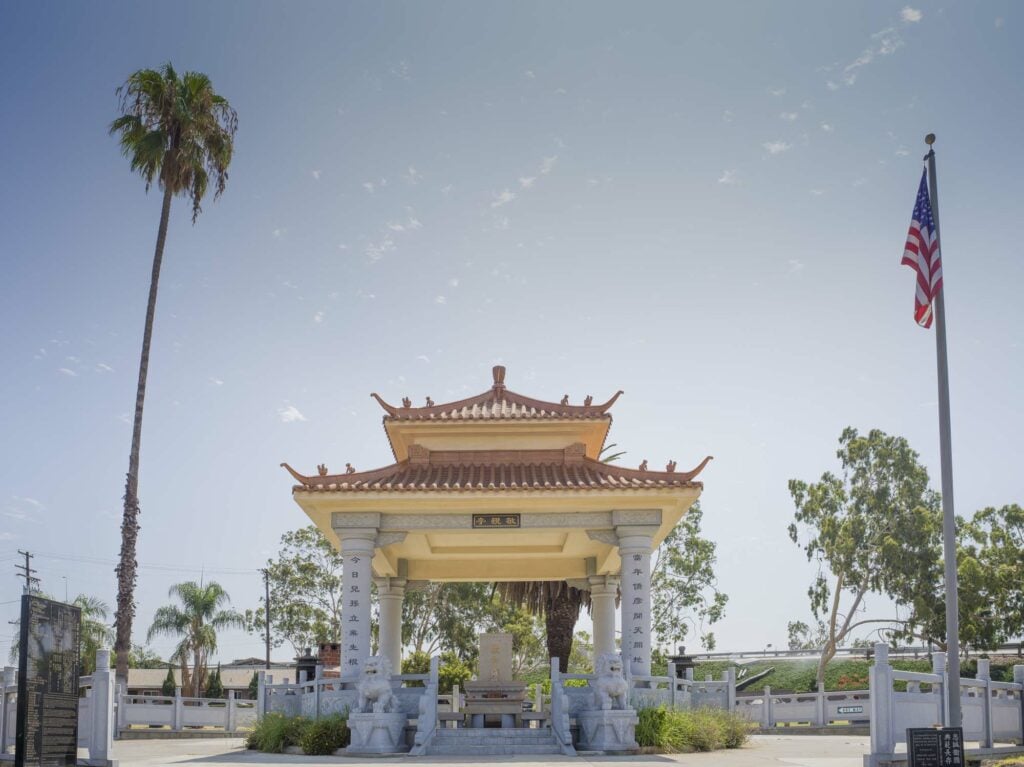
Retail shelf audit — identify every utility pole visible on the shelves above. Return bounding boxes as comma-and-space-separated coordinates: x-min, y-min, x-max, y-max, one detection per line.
15, 550, 39, 594
262, 568, 271, 670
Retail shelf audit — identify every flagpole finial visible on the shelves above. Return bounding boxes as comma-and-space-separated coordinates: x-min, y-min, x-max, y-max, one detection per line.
925, 133, 936, 145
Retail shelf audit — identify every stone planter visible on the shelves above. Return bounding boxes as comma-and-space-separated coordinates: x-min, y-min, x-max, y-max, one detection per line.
576, 709, 639, 752
345, 711, 409, 754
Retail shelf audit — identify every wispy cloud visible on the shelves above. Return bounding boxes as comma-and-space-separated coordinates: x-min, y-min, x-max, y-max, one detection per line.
416, 354, 431, 363
820, 122, 835, 133
403, 166, 422, 184
780, 112, 799, 121
717, 169, 739, 185
57, 368, 78, 377
901, 6, 923, 23
278, 404, 307, 423
491, 189, 516, 208
769, 87, 787, 97
722, 110, 734, 123
762, 141, 792, 155
519, 176, 536, 189
524, 70, 535, 79
787, 259, 805, 273
434, 296, 447, 305
540, 156, 558, 175
311, 170, 321, 181
209, 377, 224, 386
272, 228, 287, 239
313, 311, 325, 324
95, 363, 114, 373
841, 27, 905, 86
366, 236, 396, 262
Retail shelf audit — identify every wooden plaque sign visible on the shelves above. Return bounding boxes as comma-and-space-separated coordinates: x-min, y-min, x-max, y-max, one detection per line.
15, 594, 81, 767
907, 727, 964, 767
472, 513, 521, 528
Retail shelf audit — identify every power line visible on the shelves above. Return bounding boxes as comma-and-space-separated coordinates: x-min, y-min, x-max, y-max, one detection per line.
31, 552, 259, 576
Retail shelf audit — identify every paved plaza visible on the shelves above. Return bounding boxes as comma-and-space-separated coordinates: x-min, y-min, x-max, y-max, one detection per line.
104, 735, 873, 766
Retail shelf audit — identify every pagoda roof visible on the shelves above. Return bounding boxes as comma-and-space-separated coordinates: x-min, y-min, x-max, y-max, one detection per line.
281, 444, 712, 494
370, 365, 623, 422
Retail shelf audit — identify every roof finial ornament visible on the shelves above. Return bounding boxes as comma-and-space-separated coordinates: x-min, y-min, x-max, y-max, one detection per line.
401, 397, 412, 408
317, 463, 328, 476
560, 394, 569, 405
492, 365, 506, 391
639, 460, 648, 471
425, 396, 434, 407
584, 395, 593, 406
666, 460, 677, 473
345, 463, 356, 474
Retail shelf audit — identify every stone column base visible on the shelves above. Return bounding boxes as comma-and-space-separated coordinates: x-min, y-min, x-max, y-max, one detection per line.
576, 709, 639, 752
345, 711, 409, 754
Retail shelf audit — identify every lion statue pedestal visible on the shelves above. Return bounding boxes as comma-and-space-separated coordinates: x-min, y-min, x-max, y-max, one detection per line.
576, 654, 638, 752
346, 657, 409, 755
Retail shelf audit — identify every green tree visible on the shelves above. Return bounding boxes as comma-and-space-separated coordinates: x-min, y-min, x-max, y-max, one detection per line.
651, 502, 728, 651
494, 581, 588, 673
109, 63, 238, 685
161, 667, 176, 697
205, 664, 224, 698
788, 427, 942, 691
248, 671, 259, 699
786, 620, 827, 651
245, 526, 344, 655
147, 581, 244, 697
402, 583, 500, 661
129, 644, 167, 669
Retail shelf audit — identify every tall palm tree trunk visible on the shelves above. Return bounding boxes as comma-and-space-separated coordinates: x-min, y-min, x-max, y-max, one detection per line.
114, 186, 173, 686
545, 589, 582, 673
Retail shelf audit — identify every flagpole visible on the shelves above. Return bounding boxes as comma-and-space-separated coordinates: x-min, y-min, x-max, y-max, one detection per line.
925, 132, 961, 726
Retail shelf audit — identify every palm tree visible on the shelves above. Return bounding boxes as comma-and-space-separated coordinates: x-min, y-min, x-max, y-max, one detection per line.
109, 63, 237, 685
147, 581, 244, 698
494, 582, 590, 673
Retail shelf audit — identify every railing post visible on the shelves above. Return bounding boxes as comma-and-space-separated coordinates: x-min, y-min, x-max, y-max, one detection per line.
1, 666, 14, 754
534, 683, 543, 712
226, 690, 236, 732
815, 680, 825, 727
932, 652, 948, 726
90, 649, 115, 763
667, 663, 677, 709
256, 671, 266, 718
452, 683, 460, 713
314, 665, 322, 720
869, 643, 895, 758
726, 667, 736, 713
977, 659, 993, 748
685, 667, 694, 681
762, 686, 771, 728
1013, 665, 1024, 745
173, 687, 183, 732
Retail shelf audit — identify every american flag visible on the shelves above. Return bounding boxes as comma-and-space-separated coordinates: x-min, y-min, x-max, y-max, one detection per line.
901, 169, 943, 328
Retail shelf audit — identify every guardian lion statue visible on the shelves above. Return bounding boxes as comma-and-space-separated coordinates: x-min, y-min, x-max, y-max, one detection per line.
356, 656, 397, 714
593, 653, 629, 711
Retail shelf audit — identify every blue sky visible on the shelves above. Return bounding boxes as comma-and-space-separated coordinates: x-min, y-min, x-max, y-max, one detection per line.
0, 1, 1021, 664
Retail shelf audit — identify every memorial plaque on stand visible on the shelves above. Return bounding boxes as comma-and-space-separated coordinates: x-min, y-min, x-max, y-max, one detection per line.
907, 727, 964, 767
14, 594, 82, 767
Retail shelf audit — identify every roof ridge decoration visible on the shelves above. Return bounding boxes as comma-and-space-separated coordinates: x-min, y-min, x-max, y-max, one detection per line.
280, 452, 713, 492
369, 366, 624, 421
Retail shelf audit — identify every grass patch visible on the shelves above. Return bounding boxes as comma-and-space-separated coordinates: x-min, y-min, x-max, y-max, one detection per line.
299, 714, 350, 755
245, 713, 311, 753
636, 706, 753, 752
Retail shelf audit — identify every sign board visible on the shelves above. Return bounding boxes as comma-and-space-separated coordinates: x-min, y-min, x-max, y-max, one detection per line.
15, 594, 81, 767
472, 513, 520, 528
907, 727, 964, 767
478, 633, 514, 682
837, 705, 864, 715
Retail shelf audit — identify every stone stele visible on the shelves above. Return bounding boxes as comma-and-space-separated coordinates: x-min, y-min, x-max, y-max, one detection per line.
478, 632, 514, 682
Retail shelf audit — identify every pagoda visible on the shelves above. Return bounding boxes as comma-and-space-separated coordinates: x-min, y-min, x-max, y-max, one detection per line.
282, 366, 711, 678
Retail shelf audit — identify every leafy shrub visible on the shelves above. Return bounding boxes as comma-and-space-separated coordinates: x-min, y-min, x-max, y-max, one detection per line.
245, 713, 310, 753
635, 706, 752, 752
160, 668, 176, 697
299, 715, 350, 755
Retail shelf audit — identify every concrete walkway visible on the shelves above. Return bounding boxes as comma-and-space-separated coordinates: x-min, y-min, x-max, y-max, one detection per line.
109, 734, 872, 766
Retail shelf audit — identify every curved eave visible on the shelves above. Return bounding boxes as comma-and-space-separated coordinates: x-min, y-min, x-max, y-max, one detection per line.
370, 388, 624, 420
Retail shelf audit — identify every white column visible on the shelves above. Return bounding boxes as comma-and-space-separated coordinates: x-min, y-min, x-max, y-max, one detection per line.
338, 530, 376, 675
617, 526, 654, 677
589, 575, 618, 662
375, 576, 406, 676
90, 649, 115, 761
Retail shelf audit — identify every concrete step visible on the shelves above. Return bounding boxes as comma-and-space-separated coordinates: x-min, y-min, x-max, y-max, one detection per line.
427, 743, 562, 755
434, 727, 550, 737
